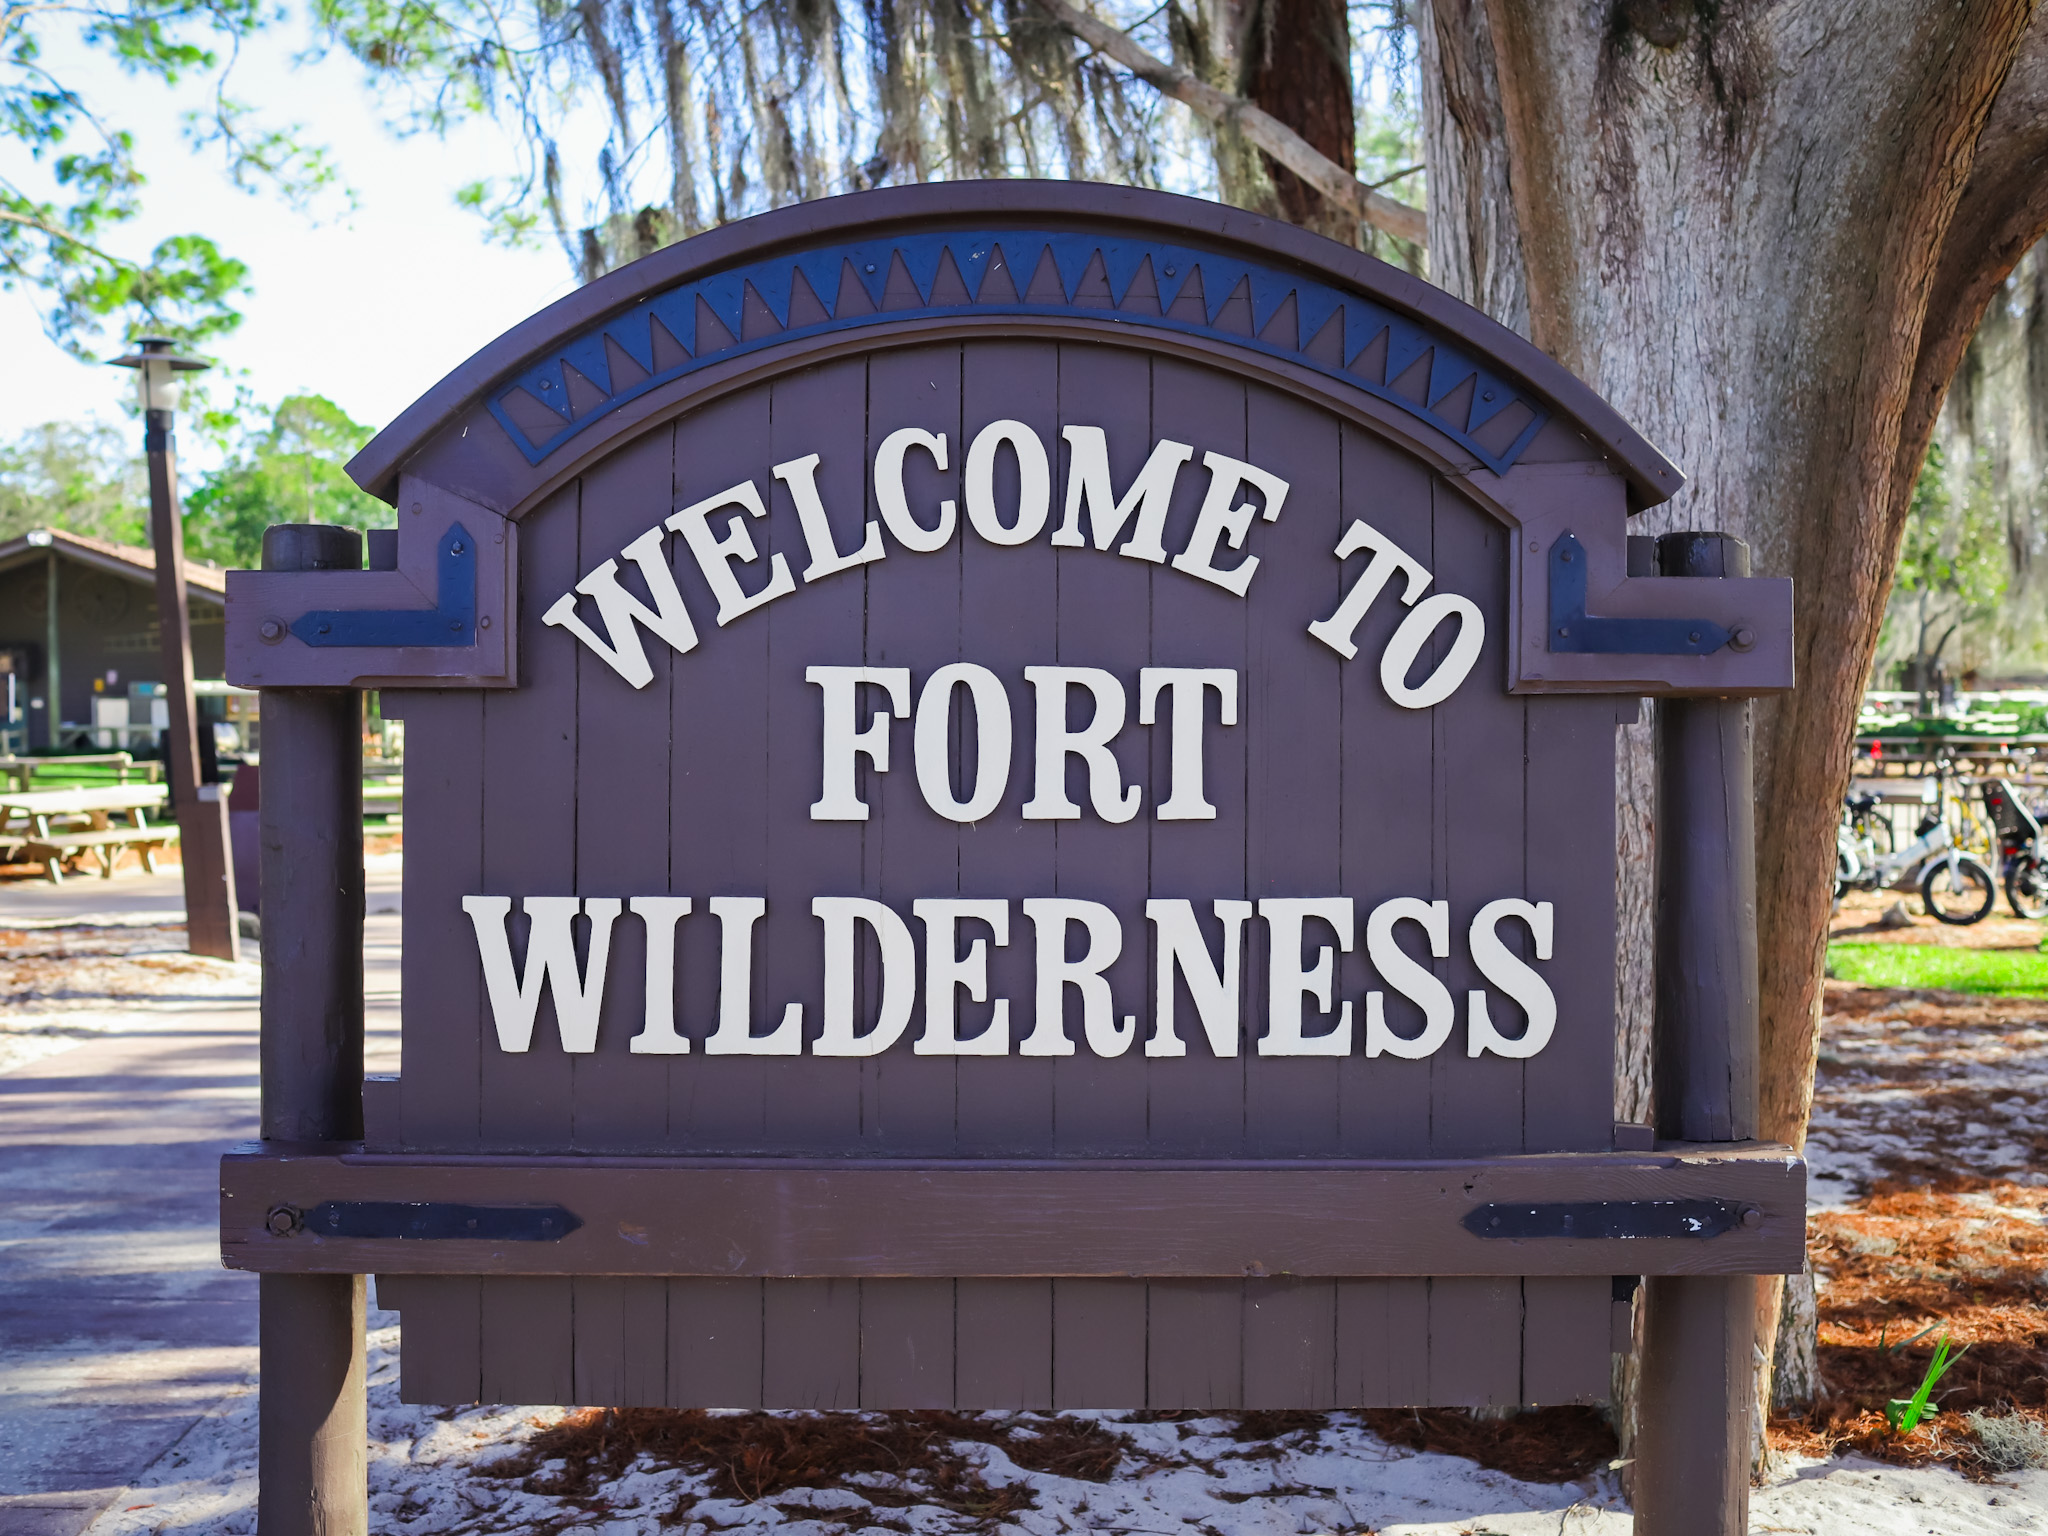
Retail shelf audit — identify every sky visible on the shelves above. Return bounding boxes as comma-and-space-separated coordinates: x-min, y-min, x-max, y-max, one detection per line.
0, 14, 578, 461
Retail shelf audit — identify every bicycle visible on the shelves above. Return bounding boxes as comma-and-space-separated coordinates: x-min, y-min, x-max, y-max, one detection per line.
1982, 777, 2048, 919
1837, 762, 1996, 923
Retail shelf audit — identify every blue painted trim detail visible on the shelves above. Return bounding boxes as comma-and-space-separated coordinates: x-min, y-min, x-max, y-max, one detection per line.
484, 230, 1552, 477
290, 523, 478, 648
1547, 532, 1729, 656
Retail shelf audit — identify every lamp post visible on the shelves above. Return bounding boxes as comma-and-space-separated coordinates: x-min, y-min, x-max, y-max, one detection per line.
110, 337, 240, 962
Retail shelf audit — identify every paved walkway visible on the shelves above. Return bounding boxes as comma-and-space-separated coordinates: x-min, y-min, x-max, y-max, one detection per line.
0, 865, 400, 1536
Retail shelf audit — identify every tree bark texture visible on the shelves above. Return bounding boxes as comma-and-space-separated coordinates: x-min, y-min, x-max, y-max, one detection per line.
1237, 0, 1356, 238
1420, 0, 2048, 1459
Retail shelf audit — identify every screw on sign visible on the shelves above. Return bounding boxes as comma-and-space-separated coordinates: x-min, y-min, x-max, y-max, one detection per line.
219, 185, 1799, 1536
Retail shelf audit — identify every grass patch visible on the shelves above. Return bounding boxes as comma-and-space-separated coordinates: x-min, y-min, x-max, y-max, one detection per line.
1827, 942, 2048, 996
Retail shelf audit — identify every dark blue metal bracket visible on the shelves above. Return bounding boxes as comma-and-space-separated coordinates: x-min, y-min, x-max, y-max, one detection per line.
1464, 1198, 1754, 1240
298, 1200, 580, 1241
290, 523, 477, 648
1548, 532, 1730, 656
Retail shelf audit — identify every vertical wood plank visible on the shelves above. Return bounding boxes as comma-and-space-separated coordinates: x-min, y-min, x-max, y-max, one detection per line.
387, 1274, 481, 1406
956, 1280, 1053, 1408
1521, 1277, 1612, 1405
1146, 1280, 1243, 1408
572, 429, 675, 1152
1335, 1277, 1429, 1407
863, 344, 963, 1154
1523, 696, 1623, 1152
571, 1278, 669, 1407
1335, 429, 1435, 1157
763, 360, 871, 1151
480, 1277, 574, 1404
1044, 343, 1152, 1153
1143, 358, 1249, 1155
1428, 483, 1524, 1158
667, 391, 779, 1149
667, 1278, 763, 1408
858, 1279, 956, 1408
1242, 1278, 1338, 1408
1050, 1279, 1147, 1409
396, 690, 483, 1150
479, 482, 582, 1150
763, 1279, 860, 1408
1425, 1276, 1521, 1407
954, 340, 1059, 1150
1243, 383, 1344, 1156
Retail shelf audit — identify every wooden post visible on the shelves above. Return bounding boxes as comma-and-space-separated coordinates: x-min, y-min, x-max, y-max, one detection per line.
145, 399, 240, 961
257, 522, 368, 1536
43, 549, 59, 751
1634, 531, 1761, 1536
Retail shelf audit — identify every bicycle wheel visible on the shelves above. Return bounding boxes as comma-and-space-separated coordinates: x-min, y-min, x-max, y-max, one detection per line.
1922, 856, 1996, 925
2007, 854, 2048, 920
1859, 811, 1896, 856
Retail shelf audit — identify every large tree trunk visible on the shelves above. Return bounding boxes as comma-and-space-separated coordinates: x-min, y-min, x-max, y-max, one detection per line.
1236, 0, 1356, 239
1420, 0, 2048, 1469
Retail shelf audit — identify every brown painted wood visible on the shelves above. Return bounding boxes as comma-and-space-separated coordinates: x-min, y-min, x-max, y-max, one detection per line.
1520, 1276, 1612, 1405
223, 1144, 1802, 1278
1050, 1279, 1147, 1407
858, 1279, 955, 1408
1148, 1281, 1243, 1409
480, 1277, 574, 1404
763, 1279, 860, 1408
956, 1280, 1054, 1407
1242, 1278, 1339, 1409
1335, 1278, 1430, 1405
377, 1274, 482, 1405
666, 1279, 764, 1407
1425, 1276, 1520, 1407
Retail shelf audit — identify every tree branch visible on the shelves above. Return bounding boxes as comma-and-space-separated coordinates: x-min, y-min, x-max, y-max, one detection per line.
1027, 0, 1427, 246
0, 206, 132, 270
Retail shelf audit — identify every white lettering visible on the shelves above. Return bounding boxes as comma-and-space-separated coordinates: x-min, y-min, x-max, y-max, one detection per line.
873, 427, 956, 552
1145, 898, 1251, 1057
1306, 519, 1432, 660
666, 479, 797, 625
627, 896, 693, 1054
776, 453, 884, 582
700, 896, 803, 1054
965, 419, 1052, 546
812, 897, 918, 1056
1364, 898, 1454, 1058
1138, 668, 1237, 820
1467, 899, 1556, 1058
1381, 594, 1486, 710
1021, 666, 1140, 823
808, 666, 910, 821
542, 527, 698, 688
913, 898, 1010, 1054
1021, 898, 1134, 1058
914, 664, 1012, 821
1171, 451, 1290, 595
464, 895, 620, 1053
1258, 897, 1354, 1056
1053, 429, 1192, 563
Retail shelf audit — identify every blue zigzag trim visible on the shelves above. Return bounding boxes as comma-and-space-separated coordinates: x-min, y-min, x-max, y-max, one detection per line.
486, 230, 1549, 476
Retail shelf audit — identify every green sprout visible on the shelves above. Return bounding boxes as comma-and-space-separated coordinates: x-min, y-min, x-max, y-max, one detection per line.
1884, 1332, 1968, 1435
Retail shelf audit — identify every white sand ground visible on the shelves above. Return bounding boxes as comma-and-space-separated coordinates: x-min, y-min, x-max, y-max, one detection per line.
3, 858, 2043, 1534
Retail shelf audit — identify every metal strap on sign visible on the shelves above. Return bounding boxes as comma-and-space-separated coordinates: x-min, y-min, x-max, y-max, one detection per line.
274, 1200, 582, 1241
289, 523, 478, 648
1548, 531, 1733, 656
1463, 1198, 1761, 1241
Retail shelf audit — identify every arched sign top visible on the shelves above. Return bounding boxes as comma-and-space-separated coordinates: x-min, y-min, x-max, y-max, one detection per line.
349, 183, 1681, 514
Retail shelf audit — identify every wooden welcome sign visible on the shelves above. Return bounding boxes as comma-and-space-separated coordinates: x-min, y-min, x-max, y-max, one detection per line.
220, 185, 1799, 1527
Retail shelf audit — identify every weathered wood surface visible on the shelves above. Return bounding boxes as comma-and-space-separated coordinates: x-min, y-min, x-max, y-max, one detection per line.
221, 1142, 1804, 1278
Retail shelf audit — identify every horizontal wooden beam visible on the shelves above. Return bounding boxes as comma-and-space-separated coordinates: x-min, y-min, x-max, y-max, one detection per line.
221, 1143, 1804, 1279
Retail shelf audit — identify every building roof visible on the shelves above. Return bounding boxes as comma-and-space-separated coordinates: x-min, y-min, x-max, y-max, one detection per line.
0, 526, 227, 602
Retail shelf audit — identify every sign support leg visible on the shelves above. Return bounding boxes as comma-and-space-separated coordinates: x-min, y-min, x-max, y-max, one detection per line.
1634, 532, 1762, 1536
256, 523, 367, 1536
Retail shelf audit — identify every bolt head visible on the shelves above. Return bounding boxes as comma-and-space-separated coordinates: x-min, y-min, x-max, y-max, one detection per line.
258, 619, 284, 642
1732, 626, 1757, 651
1739, 1205, 1764, 1230
265, 1204, 302, 1237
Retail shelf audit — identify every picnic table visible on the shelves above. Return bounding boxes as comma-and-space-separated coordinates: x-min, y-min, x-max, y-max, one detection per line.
0, 753, 164, 792
0, 783, 178, 883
